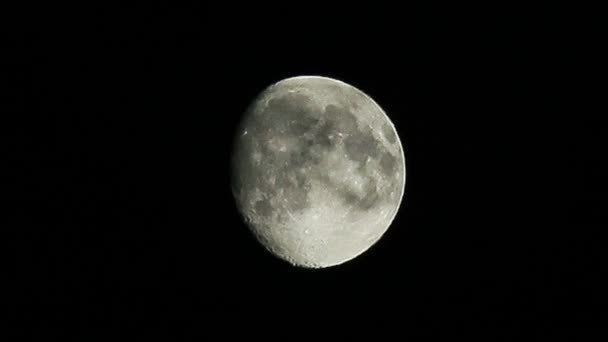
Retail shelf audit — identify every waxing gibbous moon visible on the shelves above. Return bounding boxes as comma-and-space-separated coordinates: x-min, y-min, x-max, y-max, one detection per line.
231, 76, 406, 268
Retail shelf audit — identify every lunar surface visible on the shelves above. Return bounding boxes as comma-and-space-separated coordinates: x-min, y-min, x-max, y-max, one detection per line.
231, 76, 406, 268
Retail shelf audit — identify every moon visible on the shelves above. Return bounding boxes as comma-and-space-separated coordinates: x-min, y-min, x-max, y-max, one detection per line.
231, 76, 406, 268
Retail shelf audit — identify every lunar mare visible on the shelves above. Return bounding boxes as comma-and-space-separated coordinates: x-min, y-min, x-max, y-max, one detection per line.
231, 76, 406, 268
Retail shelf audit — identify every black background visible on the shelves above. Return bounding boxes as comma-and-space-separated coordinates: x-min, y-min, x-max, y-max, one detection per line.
4, 1, 604, 340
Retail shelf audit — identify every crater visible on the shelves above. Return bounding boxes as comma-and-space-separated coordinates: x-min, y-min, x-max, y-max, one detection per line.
254, 198, 273, 218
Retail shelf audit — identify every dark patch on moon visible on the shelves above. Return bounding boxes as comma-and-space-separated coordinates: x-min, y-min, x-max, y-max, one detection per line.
336, 178, 380, 211
289, 141, 324, 167
273, 174, 291, 192
254, 198, 273, 218
340, 188, 361, 206
344, 129, 380, 164
382, 123, 397, 144
295, 171, 308, 188
326, 100, 383, 166
315, 120, 337, 148
260, 93, 322, 138
264, 93, 313, 125
359, 180, 379, 210
324, 104, 359, 134
290, 148, 310, 166
379, 151, 397, 176
281, 103, 361, 168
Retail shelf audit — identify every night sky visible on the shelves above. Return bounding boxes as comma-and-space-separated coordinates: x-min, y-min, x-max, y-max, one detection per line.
5, 2, 603, 340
